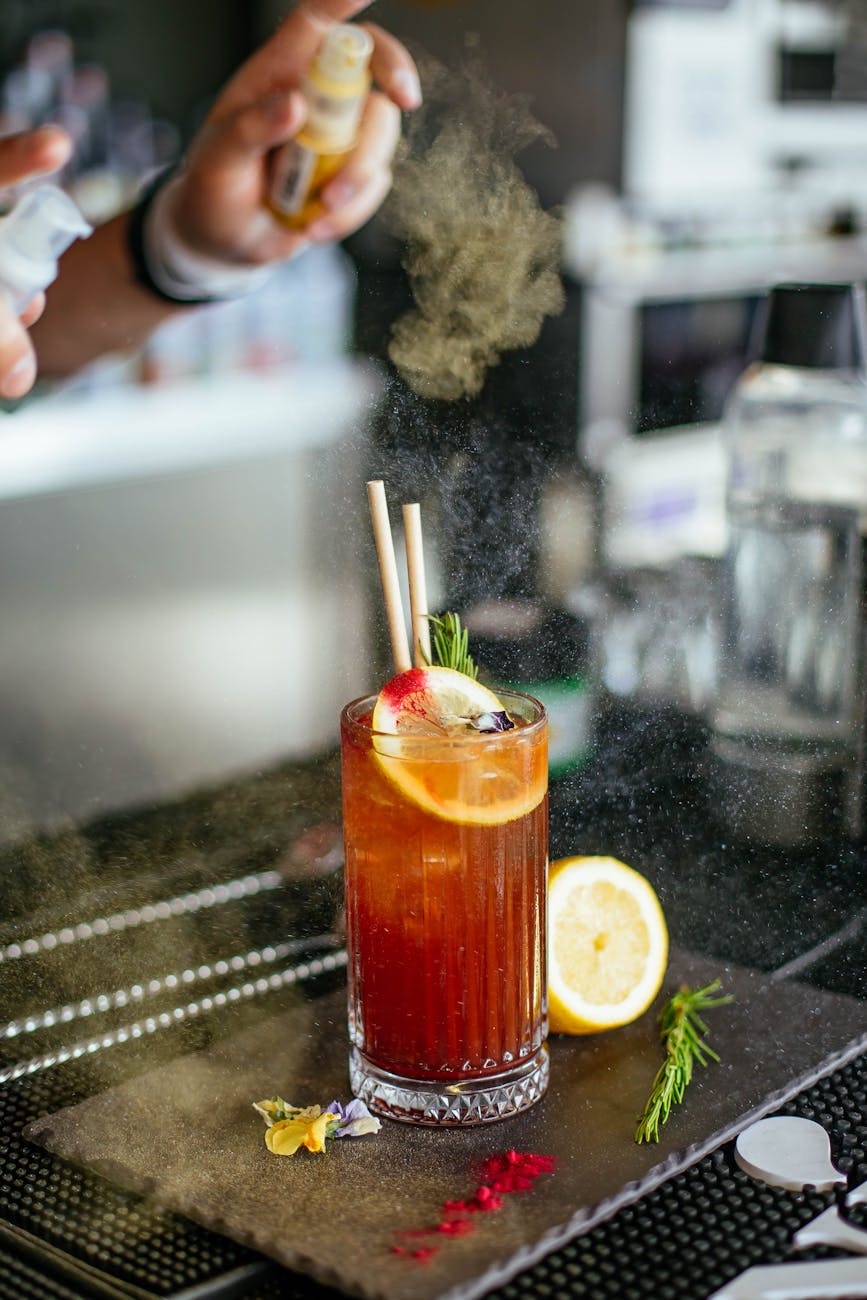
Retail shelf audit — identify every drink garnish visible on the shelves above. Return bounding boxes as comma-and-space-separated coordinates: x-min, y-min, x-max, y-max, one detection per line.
253, 1096, 381, 1156
548, 856, 669, 1035
634, 980, 734, 1144
391, 1150, 556, 1262
370, 666, 544, 823
427, 611, 479, 680
468, 709, 514, 733
425, 612, 514, 727
372, 666, 508, 737
427, 613, 513, 727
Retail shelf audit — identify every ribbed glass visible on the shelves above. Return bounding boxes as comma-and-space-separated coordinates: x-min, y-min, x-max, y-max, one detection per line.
341, 689, 548, 1125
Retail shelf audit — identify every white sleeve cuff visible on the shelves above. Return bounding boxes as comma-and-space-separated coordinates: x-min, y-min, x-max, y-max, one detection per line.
142, 176, 273, 302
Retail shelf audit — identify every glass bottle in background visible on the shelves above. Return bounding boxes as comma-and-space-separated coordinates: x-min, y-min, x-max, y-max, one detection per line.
26, 29, 74, 115
709, 282, 867, 847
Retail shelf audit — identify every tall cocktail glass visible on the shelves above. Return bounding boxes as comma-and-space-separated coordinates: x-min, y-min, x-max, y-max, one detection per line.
341, 689, 548, 1126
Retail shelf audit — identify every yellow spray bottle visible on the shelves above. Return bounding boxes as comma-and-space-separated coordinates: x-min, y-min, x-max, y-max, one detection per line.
268, 23, 374, 230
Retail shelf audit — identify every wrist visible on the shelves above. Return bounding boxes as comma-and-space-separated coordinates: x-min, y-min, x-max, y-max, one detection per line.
128, 171, 272, 305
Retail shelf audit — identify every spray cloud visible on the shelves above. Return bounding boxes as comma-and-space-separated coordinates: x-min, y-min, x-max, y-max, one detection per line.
384, 51, 565, 401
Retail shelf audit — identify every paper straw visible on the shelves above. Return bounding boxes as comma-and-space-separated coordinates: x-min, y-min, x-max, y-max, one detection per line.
367, 480, 412, 674
402, 502, 432, 668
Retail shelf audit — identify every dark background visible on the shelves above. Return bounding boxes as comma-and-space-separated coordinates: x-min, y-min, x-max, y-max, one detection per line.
1, 0, 628, 202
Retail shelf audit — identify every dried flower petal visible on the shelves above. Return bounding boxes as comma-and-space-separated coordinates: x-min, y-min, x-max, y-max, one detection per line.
325, 1098, 382, 1138
468, 710, 515, 733
263, 1111, 336, 1156
265, 1119, 308, 1157
303, 1112, 335, 1153
253, 1097, 318, 1126
255, 1095, 382, 1156
437, 1219, 475, 1236
252, 1100, 279, 1126
473, 1192, 503, 1212
392, 1150, 554, 1265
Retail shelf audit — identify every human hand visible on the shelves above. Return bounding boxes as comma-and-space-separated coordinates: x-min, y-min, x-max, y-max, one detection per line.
168, 0, 421, 266
0, 126, 72, 399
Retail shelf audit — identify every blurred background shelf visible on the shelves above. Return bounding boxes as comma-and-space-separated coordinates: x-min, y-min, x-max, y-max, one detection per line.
0, 363, 379, 839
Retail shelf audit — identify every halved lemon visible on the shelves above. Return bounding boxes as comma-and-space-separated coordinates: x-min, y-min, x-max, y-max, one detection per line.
547, 856, 668, 1034
370, 666, 546, 826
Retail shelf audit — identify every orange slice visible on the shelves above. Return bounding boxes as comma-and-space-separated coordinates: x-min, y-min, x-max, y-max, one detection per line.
370, 666, 546, 825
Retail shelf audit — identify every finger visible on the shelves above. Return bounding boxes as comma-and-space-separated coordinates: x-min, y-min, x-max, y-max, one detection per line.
308, 163, 393, 245
0, 126, 72, 189
0, 304, 37, 400
252, 225, 312, 263
189, 90, 306, 176
173, 91, 308, 260
362, 23, 422, 109
320, 92, 400, 210
293, 0, 374, 37
214, 0, 375, 118
18, 292, 46, 327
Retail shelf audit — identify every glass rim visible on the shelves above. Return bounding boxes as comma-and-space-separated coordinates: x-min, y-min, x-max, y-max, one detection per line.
341, 685, 547, 746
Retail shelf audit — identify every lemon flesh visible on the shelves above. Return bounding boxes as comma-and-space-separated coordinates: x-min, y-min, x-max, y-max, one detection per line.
547, 855, 668, 1034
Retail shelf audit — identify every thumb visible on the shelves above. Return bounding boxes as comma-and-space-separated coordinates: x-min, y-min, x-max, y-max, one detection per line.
188, 90, 306, 177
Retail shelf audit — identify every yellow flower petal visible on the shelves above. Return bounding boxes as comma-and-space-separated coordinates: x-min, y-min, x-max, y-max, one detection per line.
265, 1118, 308, 1156
295, 1105, 323, 1121
252, 1100, 278, 1125
302, 1112, 335, 1154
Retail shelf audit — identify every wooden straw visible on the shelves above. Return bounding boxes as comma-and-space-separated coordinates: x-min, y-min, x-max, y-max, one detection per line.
367, 480, 412, 674
402, 502, 432, 668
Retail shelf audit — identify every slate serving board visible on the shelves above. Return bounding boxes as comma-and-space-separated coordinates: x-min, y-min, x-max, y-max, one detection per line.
26, 950, 867, 1300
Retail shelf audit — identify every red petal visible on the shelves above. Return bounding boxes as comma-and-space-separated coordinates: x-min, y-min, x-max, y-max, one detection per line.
437, 1219, 475, 1236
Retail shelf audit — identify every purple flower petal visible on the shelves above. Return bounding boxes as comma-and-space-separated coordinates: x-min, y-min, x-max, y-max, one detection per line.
330, 1098, 382, 1138
471, 710, 515, 733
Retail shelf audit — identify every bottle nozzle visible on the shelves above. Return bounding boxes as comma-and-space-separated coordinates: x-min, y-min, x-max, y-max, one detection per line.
316, 24, 374, 82
0, 184, 92, 314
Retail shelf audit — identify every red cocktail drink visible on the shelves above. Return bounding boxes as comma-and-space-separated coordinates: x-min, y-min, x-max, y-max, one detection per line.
341, 687, 548, 1125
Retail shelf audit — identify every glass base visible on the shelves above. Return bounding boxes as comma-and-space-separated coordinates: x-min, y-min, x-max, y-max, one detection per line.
349, 1044, 549, 1127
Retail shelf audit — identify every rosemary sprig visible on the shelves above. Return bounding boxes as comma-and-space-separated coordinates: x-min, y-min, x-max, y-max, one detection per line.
427, 612, 479, 680
634, 980, 733, 1144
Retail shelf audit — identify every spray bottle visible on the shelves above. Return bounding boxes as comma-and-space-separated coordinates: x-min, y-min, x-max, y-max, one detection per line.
268, 23, 374, 230
0, 184, 92, 314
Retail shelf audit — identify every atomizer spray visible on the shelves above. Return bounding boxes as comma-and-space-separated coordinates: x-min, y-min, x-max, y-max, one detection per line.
268, 23, 373, 230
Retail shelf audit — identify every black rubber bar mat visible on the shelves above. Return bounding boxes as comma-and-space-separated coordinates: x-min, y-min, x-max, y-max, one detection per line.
23, 950, 867, 1300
